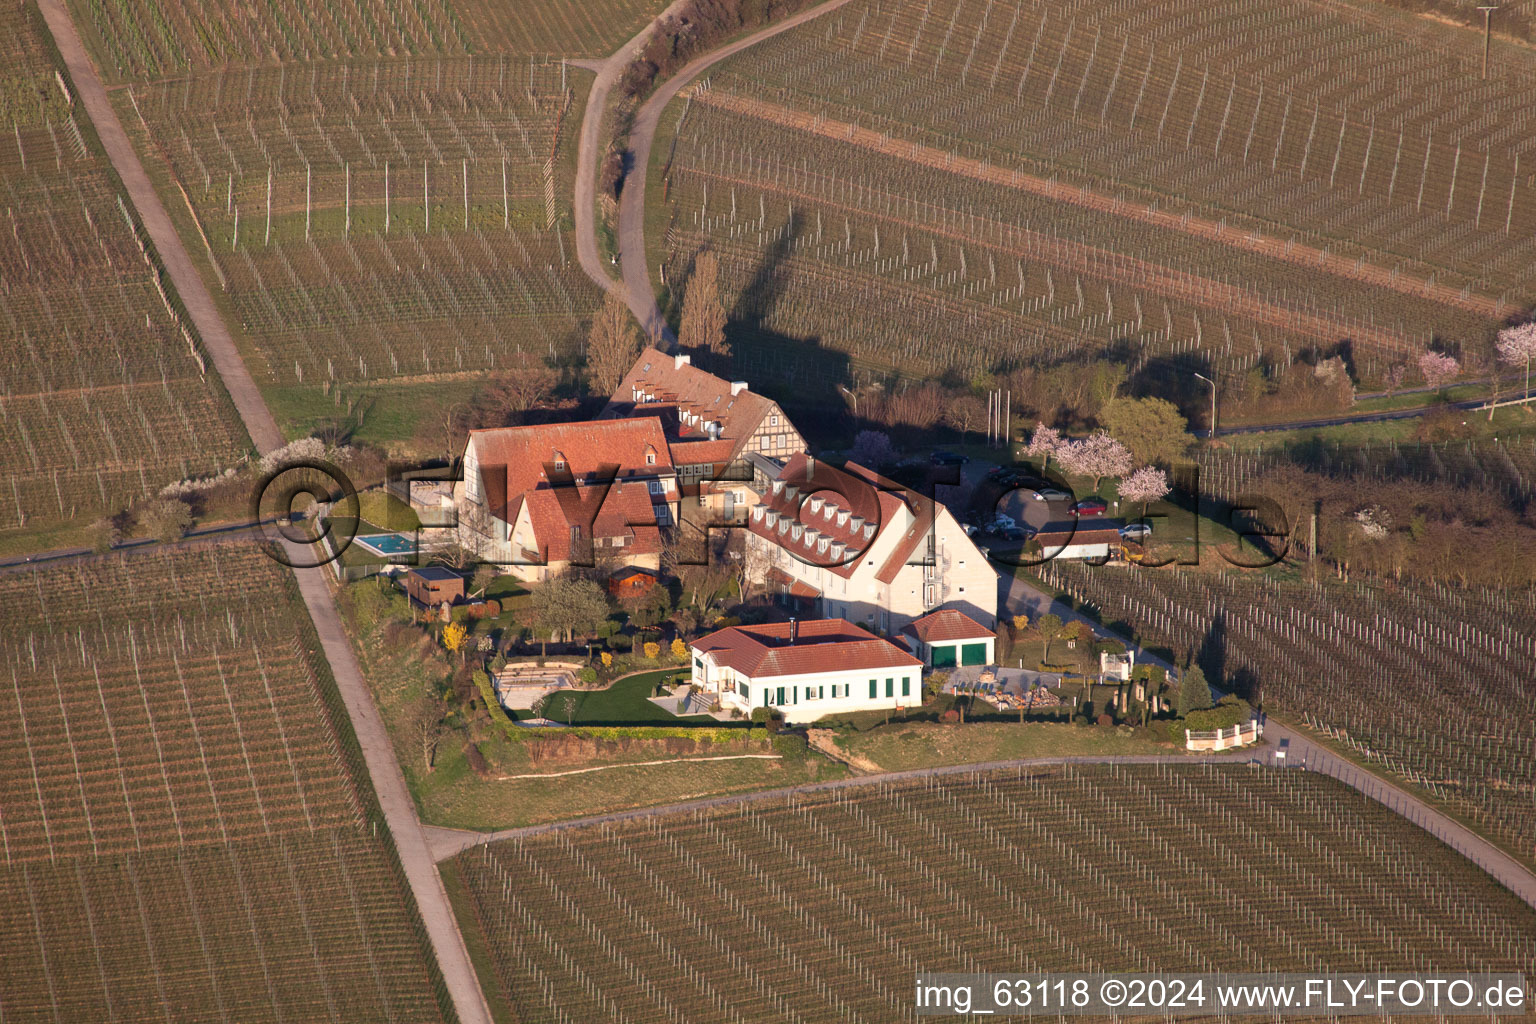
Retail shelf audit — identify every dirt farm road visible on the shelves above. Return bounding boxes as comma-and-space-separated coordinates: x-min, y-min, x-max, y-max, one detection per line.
36, 3, 495, 1021
607, 0, 861, 342
570, 0, 691, 327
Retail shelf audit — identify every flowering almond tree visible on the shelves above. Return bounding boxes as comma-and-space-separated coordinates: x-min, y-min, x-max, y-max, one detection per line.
1058, 432, 1133, 490
1025, 423, 1063, 466
1496, 322, 1536, 401
1119, 466, 1170, 512
1418, 350, 1460, 392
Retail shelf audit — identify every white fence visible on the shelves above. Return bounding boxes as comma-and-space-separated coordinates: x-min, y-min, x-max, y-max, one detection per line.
1186, 720, 1263, 751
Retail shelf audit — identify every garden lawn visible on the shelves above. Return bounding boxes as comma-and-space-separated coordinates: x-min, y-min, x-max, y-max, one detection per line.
523, 670, 705, 725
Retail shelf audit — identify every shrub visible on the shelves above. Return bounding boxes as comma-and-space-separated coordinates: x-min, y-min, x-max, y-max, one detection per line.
771, 732, 809, 758
643, 641, 661, 659
138, 498, 193, 543
577, 667, 598, 685
1185, 695, 1251, 733
463, 741, 489, 775
86, 517, 120, 554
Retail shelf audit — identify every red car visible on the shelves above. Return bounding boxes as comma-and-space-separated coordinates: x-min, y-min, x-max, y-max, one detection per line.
1071, 498, 1108, 517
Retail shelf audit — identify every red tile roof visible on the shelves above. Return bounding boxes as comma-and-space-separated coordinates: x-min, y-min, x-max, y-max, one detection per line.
692, 619, 921, 678
669, 439, 738, 466
1034, 521, 1124, 548
604, 347, 778, 458
522, 481, 662, 561
469, 418, 672, 525
901, 609, 994, 644
746, 453, 894, 579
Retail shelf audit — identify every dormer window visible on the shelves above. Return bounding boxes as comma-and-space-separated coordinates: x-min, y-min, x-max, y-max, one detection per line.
552, 450, 566, 471
645, 446, 657, 466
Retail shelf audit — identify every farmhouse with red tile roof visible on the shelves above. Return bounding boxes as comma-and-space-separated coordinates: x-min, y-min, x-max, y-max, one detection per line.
745, 453, 997, 633
602, 348, 805, 521
689, 618, 923, 724
456, 419, 678, 582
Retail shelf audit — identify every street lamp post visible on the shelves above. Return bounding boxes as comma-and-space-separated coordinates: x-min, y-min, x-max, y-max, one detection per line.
1193, 372, 1217, 440
839, 384, 858, 419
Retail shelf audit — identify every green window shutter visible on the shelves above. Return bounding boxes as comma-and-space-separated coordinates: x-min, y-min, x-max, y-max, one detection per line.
902, 677, 910, 697
885, 678, 894, 698
869, 679, 877, 699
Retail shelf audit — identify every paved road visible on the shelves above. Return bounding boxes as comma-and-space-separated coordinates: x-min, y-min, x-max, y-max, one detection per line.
615, 0, 859, 342
1211, 393, 1491, 437
37, 0, 283, 456
38, 4, 493, 1019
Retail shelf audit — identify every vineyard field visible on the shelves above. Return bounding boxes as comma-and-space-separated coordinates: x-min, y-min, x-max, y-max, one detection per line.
657, 100, 1492, 388
67, 0, 667, 83
0, 0, 249, 532
119, 56, 601, 397
455, 764, 1536, 1022
0, 544, 449, 1021
1039, 560, 1536, 862
652, 0, 1536, 390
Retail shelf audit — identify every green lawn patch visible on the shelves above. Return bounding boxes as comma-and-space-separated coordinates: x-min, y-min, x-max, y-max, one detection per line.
520, 670, 704, 725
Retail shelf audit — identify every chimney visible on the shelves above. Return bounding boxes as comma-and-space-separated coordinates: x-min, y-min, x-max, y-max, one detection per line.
674, 353, 691, 369
789, 617, 797, 644
730, 381, 748, 396
805, 454, 815, 474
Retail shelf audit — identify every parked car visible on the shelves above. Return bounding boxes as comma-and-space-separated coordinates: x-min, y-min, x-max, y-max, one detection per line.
990, 513, 1017, 531
1034, 488, 1071, 502
1119, 522, 1154, 541
1071, 497, 1109, 517
931, 450, 969, 466
962, 523, 980, 538
997, 525, 1029, 541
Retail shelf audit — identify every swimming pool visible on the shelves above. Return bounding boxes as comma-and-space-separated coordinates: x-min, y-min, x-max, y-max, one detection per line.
353, 533, 419, 557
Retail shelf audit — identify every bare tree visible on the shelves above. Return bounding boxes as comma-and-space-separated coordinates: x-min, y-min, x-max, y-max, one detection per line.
408, 693, 449, 772
680, 250, 728, 357
942, 394, 987, 444
586, 290, 642, 397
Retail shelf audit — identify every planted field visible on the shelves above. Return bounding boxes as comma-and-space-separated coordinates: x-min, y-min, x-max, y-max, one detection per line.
0, 544, 449, 1021
0, 0, 248, 531
68, 0, 667, 84
1039, 560, 1536, 861
455, 765, 1536, 1021
122, 56, 599, 397
654, 0, 1535, 388
660, 103, 1486, 387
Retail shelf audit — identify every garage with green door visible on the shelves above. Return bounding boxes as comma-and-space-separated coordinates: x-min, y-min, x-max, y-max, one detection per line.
960, 642, 988, 666
930, 644, 957, 668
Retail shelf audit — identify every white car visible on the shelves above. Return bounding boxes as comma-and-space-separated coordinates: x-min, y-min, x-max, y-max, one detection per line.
1120, 522, 1154, 541
1034, 489, 1071, 502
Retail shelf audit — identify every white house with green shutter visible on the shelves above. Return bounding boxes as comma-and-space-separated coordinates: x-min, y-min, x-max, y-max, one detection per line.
688, 618, 924, 724
900, 609, 995, 669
